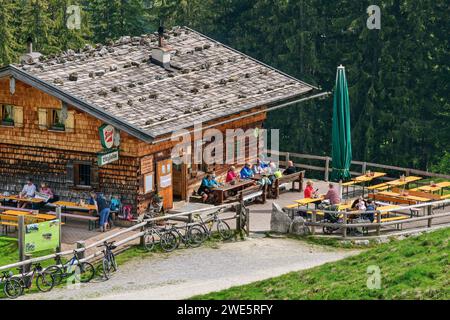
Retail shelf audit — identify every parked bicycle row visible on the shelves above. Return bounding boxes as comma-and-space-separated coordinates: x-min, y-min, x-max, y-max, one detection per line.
0, 209, 239, 299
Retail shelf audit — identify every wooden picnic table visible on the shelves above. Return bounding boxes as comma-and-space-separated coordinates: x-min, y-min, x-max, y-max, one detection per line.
0, 195, 44, 204
211, 180, 256, 204
436, 181, 450, 188
295, 196, 324, 208
2, 210, 32, 216
353, 172, 386, 182
417, 185, 441, 193
386, 176, 422, 187
378, 191, 430, 204
48, 201, 97, 212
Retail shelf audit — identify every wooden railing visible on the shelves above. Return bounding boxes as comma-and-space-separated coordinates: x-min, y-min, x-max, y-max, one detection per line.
0, 201, 246, 272
299, 199, 450, 238
269, 150, 450, 182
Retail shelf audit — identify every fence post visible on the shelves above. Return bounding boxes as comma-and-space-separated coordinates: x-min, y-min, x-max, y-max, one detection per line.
342, 212, 347, 239
324, 157, 330, 182
427, 205, 433, 228
285, 152, 290, 168
76, 241, 86, 260
245, 206, 250, 236
18, 215, 25, 262
56, 207, 62, 253
139, 223, 146, 247
376, 211, 381, 236
362, 162, 367, 174
235, 203, 242, 236
311, 211, 316, 235
22, 254, 32, 274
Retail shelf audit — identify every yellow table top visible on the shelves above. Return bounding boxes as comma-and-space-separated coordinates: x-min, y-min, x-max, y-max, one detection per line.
418, 185, 442, 192
436, 182, 450, 188
0, 195, 44, 203
377, 205, 402, 211
405, 196, 431, 202
53, 201, 97, 211
2, 210, 32, 216
295, 197, 324, 205
387, 176, 422, 186
378, 191, 400, 197
354, 172, 386, 182
35, 214, 58, 221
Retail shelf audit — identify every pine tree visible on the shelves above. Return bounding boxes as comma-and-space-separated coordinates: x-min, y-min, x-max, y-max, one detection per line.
0, 0, 18, 64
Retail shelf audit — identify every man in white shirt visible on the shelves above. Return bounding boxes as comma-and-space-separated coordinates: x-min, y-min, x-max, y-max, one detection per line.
19, 178, 37, 208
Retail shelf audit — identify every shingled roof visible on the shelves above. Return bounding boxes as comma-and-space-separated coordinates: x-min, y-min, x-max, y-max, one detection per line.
13, 26, 316, 139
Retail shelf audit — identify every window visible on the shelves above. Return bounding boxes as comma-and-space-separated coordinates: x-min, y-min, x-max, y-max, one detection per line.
1, 105, 15, 126
50, 109, 65, 131
77, 164, 91, 186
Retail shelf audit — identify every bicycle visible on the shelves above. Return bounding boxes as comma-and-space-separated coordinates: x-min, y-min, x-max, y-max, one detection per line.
8, 263, 55, 298
0, 271, 22, 299
45, 250, 96, 285
165, 222, 205, 249
195, 210, 234, 241
143, 221, 178, 252
98, 241, 117, 280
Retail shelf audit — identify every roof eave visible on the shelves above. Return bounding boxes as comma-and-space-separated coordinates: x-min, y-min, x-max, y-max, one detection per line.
0, 65, 155, 143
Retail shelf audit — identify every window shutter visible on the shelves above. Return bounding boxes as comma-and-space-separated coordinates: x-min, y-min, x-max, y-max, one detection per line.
13, 106, 23, 128
91, 165, 99, 189
38, 109, 48, 130
66, 162, 75, 186
65, 110, 75, 132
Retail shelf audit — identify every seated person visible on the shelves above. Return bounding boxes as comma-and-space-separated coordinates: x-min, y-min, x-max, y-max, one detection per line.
252, 158, 268, 174
304, 180, 319, 198
240, 163, 254, 179
110, 195, 121, 212
38, 182, 54, 203
18, 178, 37, 208
198, 174, 220, 202
323, 183, 341, 205
226, 166, 239, 184
283, 161, 297, 175
363, 199, 376, 222
257, 173, 272, 187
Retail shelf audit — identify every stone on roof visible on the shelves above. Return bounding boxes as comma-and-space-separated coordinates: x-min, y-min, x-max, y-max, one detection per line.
16, 27, 315, 137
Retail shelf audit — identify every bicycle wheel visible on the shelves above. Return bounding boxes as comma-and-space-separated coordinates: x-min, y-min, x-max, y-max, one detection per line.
217, 220, 233, 240
187, 226, 205, 248
102, 258, 111, 280
4, 278, 23, 299
36, 272, 55, 292
143, 232, 156, 251
160, 231, 178, 252
76, 262, 95, 283
109, 253, 117, 272
45, 265, 64, 286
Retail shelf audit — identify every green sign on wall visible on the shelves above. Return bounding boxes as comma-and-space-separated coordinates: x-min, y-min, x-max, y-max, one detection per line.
24, 220, 60, 254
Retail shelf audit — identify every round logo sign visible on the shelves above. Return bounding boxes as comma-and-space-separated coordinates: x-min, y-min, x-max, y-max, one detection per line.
99, 124, 115, 149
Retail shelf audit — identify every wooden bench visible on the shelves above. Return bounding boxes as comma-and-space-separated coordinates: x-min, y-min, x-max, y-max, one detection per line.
238, 185, 266, 204
58, 212, 99, 230
0, 215, 38, 234
272, 171, 305, 199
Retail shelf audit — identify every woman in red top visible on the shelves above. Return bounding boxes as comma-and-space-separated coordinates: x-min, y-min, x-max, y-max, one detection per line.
226, 166, 238, 184
304, 180, 315, 198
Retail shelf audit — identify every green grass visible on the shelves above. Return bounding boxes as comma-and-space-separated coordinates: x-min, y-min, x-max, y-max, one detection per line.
193, 228, 450, 300
0, 237, 19, 266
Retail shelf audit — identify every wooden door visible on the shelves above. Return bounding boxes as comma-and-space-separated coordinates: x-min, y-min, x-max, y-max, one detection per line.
172, 163, 188, 201
157, 159, 173, 210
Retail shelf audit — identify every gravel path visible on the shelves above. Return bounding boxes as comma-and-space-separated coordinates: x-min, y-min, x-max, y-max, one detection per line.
19, 237, 359, 300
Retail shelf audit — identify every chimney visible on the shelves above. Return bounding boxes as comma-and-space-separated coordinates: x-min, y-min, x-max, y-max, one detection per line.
151, 22, 171, 69
26, 36, 33, 54
20, 36, 42, 65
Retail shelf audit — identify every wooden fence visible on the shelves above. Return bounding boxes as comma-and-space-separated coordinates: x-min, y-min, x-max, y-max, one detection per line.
300, 199, 450, 238
0, 201, 246, 272
269, 150, 450, 182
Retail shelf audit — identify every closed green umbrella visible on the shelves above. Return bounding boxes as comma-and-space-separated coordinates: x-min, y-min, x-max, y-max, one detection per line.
331, 65, 352, 182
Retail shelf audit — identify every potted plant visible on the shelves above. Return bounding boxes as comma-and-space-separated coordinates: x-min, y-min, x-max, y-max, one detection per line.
1, 117, 14, 126
51, 122, 66, 131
